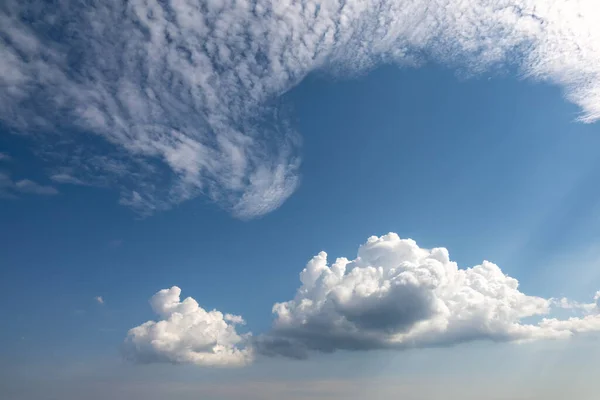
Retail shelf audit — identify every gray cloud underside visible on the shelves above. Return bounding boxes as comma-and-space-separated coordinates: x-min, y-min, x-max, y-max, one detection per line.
1, 0, 599, 216
256, 234, 600, 359
125, 234, 600, 366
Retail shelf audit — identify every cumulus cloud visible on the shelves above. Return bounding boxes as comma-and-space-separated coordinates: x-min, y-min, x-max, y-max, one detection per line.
95, 296, 104, 305
0, 172, 58, 198
1, 0, 599, 216
126, 234, 600, 366
123, 286, 253, 367
255, 233, 600, 359
552, 291, 600, 314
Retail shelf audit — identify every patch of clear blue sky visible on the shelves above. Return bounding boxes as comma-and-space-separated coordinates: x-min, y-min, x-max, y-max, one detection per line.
1, 63, 600, 373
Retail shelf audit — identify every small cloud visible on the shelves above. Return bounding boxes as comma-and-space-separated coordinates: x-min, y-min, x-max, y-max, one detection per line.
50, 173, 87, 185
0, 152, 11, 162
15, 179, 59, 195
95, 296, 104, 305
1, 172, 59, 197
123, 287, 252, 367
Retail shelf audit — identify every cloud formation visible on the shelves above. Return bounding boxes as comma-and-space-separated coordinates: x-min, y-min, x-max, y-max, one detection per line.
257, 233, 600, 358
126, 234, 600, 366
0, 172, 58, 198
1, 0, 599, 215
123, 286, 253, 367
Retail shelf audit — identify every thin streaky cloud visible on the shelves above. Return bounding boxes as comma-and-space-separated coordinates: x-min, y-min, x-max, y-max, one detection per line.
50, 173, 87, 186
0, 172, 58, 197
14, 179, 59, 195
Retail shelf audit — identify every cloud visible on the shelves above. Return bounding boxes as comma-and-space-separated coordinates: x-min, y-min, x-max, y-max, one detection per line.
126, 234, 600, 366
0, 152, 11, 162
0, 172, 58, 197
123, 286, 253, 367
14, 179, 59, 195
50, 173, 87, 186
255, 233, 600, 359
552, 292, 600, 314
0, 0, 599, 216
95, 296, 104, 305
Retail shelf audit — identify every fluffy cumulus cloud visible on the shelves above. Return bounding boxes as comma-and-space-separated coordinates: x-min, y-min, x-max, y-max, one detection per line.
123, 286, 253, 367
256, 234, 600, 358
1, 0, 599, 216
126, 234, 600, 366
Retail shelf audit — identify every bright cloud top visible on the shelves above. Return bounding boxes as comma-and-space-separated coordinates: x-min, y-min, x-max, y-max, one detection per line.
123, 286, 253, 367
1, 1, 599, 216
126, 234, 600, 366
257, 233, 600, 358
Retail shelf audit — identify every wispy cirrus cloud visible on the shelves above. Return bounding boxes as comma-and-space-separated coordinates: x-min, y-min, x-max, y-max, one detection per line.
50, 172, 87, 186
1, 0, 599, 216
125, 233, 600, 367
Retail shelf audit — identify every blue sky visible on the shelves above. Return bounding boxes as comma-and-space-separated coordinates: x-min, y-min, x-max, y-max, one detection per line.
2, 1, 600, 399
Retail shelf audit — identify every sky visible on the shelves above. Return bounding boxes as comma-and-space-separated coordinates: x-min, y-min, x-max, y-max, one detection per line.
2, 0, 600, 399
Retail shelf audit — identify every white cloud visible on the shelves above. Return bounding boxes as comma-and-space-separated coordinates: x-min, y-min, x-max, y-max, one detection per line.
50, 173, 87, 185
552, 291, 600, 314
95, 296, 104, 305
14, 179, 59, 195
123, 286, 253, 367
0, 0, 599, 216
125, 234, 600, 367
0, 172, 58, 197
256, 233, 600, 359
